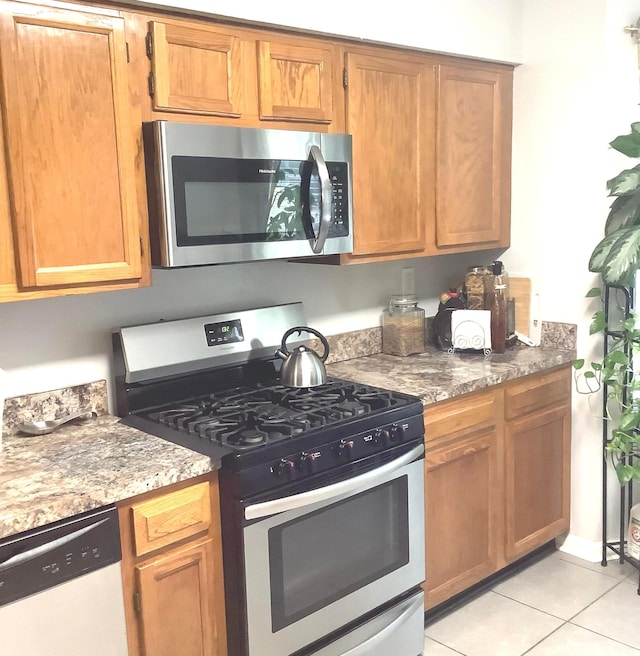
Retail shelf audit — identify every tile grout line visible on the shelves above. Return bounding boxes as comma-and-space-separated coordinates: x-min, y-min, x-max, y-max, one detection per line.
424, 555, 639, 656
423, 634, 467, 655
492, 577, 640, 654
519, 621, 569, 656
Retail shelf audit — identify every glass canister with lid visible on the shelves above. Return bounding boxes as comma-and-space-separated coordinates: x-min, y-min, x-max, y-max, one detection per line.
382, 294, 425, 356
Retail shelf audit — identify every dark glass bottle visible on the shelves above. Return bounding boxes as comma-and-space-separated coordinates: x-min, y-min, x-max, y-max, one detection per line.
490, 262, 507, 354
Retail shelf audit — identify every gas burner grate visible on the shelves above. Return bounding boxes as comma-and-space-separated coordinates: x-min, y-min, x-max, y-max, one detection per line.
141, 379, 412, 451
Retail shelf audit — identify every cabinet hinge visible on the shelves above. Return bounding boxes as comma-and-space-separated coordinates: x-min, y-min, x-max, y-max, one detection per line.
145, 32, 153, 59
148, 72, 155, 98
126, 42, 130, 64
342, 68, 348, 89
133, 590, 142, 614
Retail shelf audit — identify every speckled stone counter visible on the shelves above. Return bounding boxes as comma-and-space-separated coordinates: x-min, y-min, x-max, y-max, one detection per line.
0, 321, 576, 542
326, 343, 576, 406
0, 414, 216, 540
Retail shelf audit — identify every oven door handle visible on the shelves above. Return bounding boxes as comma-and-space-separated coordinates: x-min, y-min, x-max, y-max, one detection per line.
340, 592, 424, 656
244, 443, 424, 520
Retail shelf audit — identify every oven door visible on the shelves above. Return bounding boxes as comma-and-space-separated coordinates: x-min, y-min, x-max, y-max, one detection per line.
242, 443, 425, 656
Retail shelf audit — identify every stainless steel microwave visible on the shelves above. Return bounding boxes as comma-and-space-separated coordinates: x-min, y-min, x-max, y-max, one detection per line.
143, 121, 353, 267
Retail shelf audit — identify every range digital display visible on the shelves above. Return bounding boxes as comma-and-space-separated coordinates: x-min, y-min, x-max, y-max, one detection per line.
204, 319, 244, 346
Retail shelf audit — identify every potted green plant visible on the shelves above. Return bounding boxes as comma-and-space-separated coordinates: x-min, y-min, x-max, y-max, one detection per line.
574, 122, 640, 484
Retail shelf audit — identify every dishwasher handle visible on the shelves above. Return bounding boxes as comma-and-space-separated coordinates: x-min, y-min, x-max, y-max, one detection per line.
0, 505, 121, 609
0, 519, 108, 572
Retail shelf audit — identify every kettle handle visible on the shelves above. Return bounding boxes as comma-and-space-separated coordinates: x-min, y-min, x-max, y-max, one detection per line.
281, 326, 330, 362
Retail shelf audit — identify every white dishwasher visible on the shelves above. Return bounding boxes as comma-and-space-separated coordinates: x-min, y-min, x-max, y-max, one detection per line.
0, 505, 128, 656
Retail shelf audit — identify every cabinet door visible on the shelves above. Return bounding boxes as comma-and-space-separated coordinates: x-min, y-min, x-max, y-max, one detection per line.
0, 110, 17, 296
0, 2, 143, 288
149, 20, 243, 116
345, 51, 435, 258
136, 539, 221, 656
504, 405, 571, 561
119, 475, 227, 656
256, 38, 335, 124
423, 430, 501, 609
435, 63, 512, 249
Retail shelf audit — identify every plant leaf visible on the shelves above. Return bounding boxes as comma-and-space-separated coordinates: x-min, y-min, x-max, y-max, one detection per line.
618, 412, 640, 431
572, 359, 585, 369
605, 193, 640, 234
602, 228, 640, 284
589, 310, 606, 334
585, 287, 602, 298
607, 164, 640, 196
610, 133, 640, 157
616, 463, 636, 485
589, 232, 619, 272
605, 350, 629, 366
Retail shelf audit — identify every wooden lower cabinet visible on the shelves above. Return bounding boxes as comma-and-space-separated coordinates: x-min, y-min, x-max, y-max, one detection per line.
504, 404, 571, 561
423, 366, 571, 610
135, 539, 217, 656
424, 428, 501, 608
118, 474, 227, 656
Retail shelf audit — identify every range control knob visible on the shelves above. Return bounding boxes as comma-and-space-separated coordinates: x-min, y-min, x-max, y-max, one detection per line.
389, 423, 405, 442
273, 458, 296, 480
374, 428, 390, 447
299, 451, 321, 474
336, 439, 355, 459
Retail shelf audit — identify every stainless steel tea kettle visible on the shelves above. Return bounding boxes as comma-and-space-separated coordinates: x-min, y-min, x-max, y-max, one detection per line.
276, 326, 330, 388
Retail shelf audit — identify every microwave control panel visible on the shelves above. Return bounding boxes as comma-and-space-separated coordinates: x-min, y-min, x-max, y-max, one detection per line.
327, 162, 350, 237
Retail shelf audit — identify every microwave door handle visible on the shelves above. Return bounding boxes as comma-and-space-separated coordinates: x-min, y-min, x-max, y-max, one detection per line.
244, 443, 424, 520
307, 145, 332, 254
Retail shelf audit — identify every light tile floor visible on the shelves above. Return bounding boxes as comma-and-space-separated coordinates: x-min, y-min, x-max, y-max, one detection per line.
423, 551, 640, 655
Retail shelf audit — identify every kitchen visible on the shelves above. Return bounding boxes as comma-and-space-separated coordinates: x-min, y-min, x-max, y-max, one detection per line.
0, 0, 639, 655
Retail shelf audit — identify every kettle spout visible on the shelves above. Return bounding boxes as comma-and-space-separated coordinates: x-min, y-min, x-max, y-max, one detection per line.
275, 348, 287, 361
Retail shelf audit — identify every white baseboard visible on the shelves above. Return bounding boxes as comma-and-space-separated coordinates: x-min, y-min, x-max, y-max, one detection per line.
555, 533, 610, 563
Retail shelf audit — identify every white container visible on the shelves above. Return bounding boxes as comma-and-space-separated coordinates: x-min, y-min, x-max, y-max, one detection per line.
629, 503, 640, 560
0, 368, 5, 451
450, 310, 492, 353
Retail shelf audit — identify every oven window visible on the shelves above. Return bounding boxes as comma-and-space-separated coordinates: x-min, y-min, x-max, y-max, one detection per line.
268, 476, 409, 632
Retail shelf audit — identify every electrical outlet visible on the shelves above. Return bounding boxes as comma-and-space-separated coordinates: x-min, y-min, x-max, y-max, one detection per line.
401, 267, 415, 295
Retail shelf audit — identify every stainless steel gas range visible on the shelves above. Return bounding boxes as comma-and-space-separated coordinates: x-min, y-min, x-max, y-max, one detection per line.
113, 303, 425, 656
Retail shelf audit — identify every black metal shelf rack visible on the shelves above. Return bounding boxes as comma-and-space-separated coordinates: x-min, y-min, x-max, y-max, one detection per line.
601, 284, 640, 593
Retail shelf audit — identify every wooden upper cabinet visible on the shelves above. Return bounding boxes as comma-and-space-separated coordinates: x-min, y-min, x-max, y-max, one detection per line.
345, 50, 435, 259
0, 1, 145, 290
256, 39, 334, 123
143, 19, 340, 129
434, 62, 512, 251
148, 20, 243, 117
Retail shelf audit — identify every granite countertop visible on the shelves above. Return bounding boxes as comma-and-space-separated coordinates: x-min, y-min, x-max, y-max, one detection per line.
0, 414, 216, 540
0, 335, 576, 542
326, 343, 576, 405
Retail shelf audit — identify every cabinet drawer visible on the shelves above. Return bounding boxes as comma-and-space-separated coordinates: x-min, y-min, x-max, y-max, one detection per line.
504, 367, 571, 421
131, 482, 211, 557
424, 389, 499, 444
